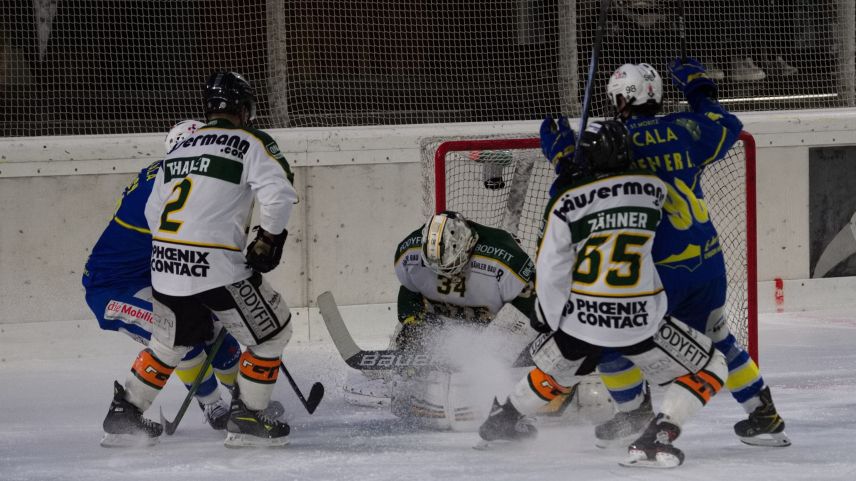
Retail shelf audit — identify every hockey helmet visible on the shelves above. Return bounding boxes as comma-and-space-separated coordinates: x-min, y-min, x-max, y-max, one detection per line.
421, 211, 479, 276
577, 120, 634, 175
164, 119, 203, 153
606, 63, 662, 110
204, 71, 257, 122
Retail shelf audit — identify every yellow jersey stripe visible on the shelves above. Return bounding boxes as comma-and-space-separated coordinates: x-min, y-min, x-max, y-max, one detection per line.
152, 236, 242, 252
113, 216, 150, 235
570, 287, 664, 298
702, 126, 728, 166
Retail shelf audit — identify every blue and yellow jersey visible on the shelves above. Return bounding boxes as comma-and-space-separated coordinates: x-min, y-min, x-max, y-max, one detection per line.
625, 98, 742, 284
82, 161, 160, 288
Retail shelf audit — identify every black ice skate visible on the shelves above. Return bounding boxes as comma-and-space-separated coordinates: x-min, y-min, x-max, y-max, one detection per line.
101, 381, 162, 448
475, 397, 537, 449
199, 398, 230, 431
594, 386, 653, 448
620, 414, 684, 469
734, 386, 791, 447
224, 397, 290, 448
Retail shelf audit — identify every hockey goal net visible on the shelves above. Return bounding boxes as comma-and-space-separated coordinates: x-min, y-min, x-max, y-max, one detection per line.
422, 131, 758, 361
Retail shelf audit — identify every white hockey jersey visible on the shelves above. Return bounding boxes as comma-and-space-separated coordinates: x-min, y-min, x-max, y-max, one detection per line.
536, 173, 668, 347
394, 223, 534, 322
144, 119, 298, 296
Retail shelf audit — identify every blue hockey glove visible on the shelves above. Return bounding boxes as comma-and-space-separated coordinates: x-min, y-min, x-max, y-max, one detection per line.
669, 57, 717, 101
540, 116, 576, 175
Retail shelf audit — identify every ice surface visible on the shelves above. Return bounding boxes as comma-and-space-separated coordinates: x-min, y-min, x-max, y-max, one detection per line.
1, 309, 854, 481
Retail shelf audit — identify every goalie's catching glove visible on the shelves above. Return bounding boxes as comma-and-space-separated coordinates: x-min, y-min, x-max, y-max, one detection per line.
540, 116, 577, 175
669, 56, 717, 101
245, 226, 287, 273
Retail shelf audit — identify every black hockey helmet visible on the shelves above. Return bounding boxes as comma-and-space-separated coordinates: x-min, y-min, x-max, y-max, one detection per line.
577, 120, 634, 175
204, 71, 256, 122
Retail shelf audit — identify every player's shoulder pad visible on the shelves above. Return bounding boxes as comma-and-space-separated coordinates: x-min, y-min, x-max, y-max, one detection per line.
470, 222, 534, 282
395, 227, 423, 264
243, 127, 295, 183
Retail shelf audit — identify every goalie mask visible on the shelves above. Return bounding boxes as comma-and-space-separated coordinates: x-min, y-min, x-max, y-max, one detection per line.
421, 211, 479, 276
578, 120, 634, 175
164, 119, 202, 153
607, 63, 662, 112
204, 71, 257, 123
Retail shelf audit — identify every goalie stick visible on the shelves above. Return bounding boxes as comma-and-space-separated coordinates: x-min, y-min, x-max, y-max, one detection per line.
317, 291, 543, 371
317, 291, 442, 370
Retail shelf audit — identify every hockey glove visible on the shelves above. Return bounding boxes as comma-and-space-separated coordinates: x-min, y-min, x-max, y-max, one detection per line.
669, 56, 718, 101
245, 226, 287, 273
540, 116, 576, 175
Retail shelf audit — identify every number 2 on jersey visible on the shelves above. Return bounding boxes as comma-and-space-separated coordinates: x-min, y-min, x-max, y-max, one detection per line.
159, 178, 193, 233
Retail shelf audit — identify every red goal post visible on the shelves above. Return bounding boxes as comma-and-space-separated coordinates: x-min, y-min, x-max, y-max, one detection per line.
424, 132, 758, 361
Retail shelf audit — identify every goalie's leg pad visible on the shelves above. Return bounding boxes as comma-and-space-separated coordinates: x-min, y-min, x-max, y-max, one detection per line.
343, 372, 393, 408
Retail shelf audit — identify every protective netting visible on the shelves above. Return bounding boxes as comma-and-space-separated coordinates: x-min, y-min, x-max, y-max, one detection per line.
2, 0, 853, 136
421, 133, 755, 356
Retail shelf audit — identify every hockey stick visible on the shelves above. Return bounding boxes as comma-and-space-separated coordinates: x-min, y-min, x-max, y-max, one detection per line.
317, 291, 537, 370
317, 291, 442, 370
677, 0, 687, 62
574, 0, 612, 155
279, 361, 325, 414
160, 328, 227, 436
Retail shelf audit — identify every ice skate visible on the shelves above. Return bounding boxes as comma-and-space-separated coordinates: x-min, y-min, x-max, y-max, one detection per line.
734, 387, 791, 447
475, 398, 537, 450
224, 397, 290, 448
199, 397, 230, 431
594, 387, 653, 448
620, 414, 684, 468
101, 381, 162, 447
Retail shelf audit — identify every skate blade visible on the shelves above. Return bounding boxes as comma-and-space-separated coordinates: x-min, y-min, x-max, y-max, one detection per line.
739, 431, 791, 447
100, 433, 159, 448
224, 432, 289, 448
619, 451, 681, 469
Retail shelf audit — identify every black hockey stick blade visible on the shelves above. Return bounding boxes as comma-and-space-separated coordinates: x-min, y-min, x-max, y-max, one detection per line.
306, 382, 325, 414
316, 290, 440, 371
279, 362, 325, 414
161, 328, 228, 435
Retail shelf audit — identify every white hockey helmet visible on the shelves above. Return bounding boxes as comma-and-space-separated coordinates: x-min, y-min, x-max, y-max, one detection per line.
421, 211, 479, 276
636, 62, 663, 104
164, 119, 203, 153
606, 63, 662, 110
